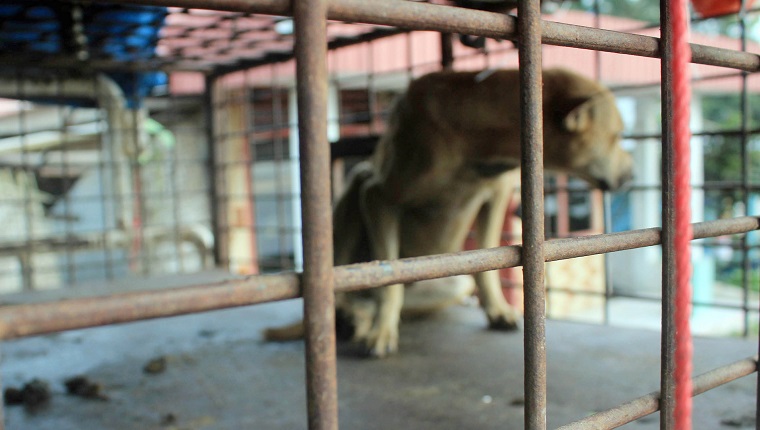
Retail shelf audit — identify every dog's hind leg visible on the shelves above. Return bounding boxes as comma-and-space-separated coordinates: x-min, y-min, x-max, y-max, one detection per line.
473, 174, 521, 330
261, 162, 375, 344
358, 178, 404, 357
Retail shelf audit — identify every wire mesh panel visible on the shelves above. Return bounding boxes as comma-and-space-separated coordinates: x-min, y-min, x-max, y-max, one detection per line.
0, 71, 214, 292
0, 1, 758, 429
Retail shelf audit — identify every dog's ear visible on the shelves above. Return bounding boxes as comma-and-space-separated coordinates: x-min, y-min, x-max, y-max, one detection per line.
563, 98, 595, 133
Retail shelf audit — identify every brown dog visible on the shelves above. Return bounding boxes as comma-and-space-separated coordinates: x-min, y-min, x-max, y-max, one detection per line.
265, 68, 633, 357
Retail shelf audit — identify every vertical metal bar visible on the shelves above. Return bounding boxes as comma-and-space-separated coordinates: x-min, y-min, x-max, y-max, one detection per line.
241, 70, 257, 274
293, 1, 339, 429
734, 0, 760, 425
129, 103, 149, 275
0, 349, 4, 430
367, 40, 378, 136
15, 70, 34, 291
659, 0, 676, 428
440, 32, 454, 70
593, 0, 614, 327
57, 77, 76, 285
168, 86, 184, 272
738, 0, 751, 339
406, 31, 414, 80
205, 75, 223, 267
518, 0, 546, 429
603, 192, 613, 324
95, 75, 115, 280
272, 68, 291, 271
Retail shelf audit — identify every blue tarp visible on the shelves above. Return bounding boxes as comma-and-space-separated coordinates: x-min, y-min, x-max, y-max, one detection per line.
0, 2, 169, 107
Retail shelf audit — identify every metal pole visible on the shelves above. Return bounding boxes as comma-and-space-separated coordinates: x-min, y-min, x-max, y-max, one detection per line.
558, 356, 759, 429
293, 0, 339, 429
518, 0, 546, 428
659, 0, 676, 427
440, 32, 454, 70
0, 348, 4, 430
0, 218, 755, 340
204, 75, 223, 267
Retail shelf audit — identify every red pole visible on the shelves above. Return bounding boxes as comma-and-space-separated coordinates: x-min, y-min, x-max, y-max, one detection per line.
668, 0, 694, 427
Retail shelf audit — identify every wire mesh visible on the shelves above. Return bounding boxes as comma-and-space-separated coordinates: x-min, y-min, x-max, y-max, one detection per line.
0, 1, 759, 429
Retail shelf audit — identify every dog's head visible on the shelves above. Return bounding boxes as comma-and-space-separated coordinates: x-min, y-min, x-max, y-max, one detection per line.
548, 90, 633, 191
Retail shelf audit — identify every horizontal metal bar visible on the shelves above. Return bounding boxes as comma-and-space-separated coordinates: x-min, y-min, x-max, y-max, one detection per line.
0, 217, 756, 340
0, 274, 301, 339
335, 217, 759, 291
557, 356, 759, 430
94, 0, 760, 72
608, 290, 760, 313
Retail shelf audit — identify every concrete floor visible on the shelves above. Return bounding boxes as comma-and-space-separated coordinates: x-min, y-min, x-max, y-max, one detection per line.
0, 280, 757, 429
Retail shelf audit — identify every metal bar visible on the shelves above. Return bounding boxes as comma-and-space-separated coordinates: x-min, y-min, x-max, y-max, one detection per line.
0, 347, 4, 430
603, 192, 613, 325
337, 217, 759, 291
609, 290, 759, 313
518, 0, 546, 428
15, 70, 34, 291
293, 0, 339, 428
0, 217, 756, 341
440, 32, 454, 70
557, 356, 759, 430
0, 274, 301, 339
205, 75, 223, 267
56, 76, 76, 286
659, 0, 677, 426
734, 0, 760, 423
88, 0, 760, 73
739, 0, 752, 340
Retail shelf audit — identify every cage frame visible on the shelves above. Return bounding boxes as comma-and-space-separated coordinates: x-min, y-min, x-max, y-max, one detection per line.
0, 0, 758, 429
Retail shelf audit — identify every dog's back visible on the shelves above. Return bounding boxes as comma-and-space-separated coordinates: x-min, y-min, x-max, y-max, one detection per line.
374, 67, 629, 193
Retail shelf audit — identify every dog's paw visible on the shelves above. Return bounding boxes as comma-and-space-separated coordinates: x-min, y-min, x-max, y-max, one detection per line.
350, 313, 374, 344
486, 307, 521, 331
364, 325, 399, 358
488, 315, 520, 331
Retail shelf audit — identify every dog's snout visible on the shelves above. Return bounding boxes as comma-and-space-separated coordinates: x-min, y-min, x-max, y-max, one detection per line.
601, 169, 633, 192
620, 169, 634, 188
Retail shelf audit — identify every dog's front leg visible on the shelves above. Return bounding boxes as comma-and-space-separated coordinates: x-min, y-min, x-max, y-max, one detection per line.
474, 178, 521, 330
359, 179, 404, 357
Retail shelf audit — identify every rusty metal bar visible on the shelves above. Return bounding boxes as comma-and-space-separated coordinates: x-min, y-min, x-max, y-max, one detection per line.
336, 216, 760, 291
0, 217, 756, 341
205, 75, 223, 268
90, 0, 760, 72
0, 350, 4, 430
0, 274, 300, 339
518, 0, 547, 428
440, 32, 454, 70
293, 0, 339, 428
659, 0, 677, 427
557, 356, 759, 430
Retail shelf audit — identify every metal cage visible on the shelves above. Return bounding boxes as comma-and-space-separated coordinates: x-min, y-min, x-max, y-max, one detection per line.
0, 1, 758, 429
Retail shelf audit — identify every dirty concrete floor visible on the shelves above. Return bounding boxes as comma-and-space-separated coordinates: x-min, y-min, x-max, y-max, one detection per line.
0, 281, 757, 429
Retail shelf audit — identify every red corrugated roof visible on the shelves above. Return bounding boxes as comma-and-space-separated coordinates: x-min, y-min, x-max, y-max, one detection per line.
171, 8, 759, 93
